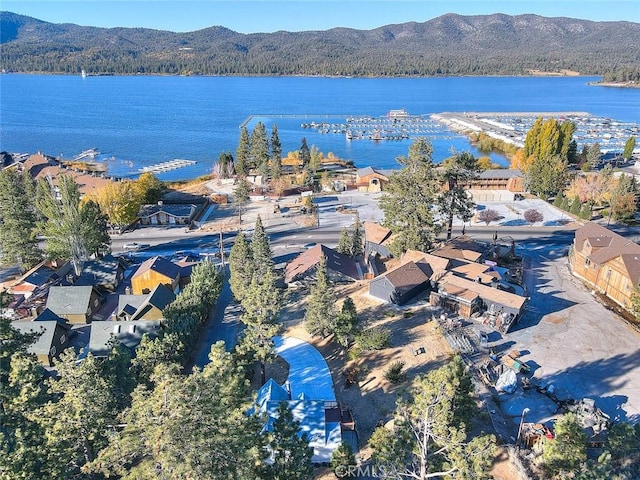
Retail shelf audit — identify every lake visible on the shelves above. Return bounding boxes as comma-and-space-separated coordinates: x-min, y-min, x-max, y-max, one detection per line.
1, 75, 639, 180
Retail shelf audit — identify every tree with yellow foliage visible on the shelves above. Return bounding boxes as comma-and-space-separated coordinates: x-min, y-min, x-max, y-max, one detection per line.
89, 180, 143, 230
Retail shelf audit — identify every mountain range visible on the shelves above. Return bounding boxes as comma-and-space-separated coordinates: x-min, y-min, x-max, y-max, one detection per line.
1, 11, 639, 76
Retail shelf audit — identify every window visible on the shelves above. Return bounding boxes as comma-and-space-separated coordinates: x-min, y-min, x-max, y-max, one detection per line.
585, 259, 591, 267
50, 346, 56, 356
60, 334, 66, 344
94, 298, 100, 307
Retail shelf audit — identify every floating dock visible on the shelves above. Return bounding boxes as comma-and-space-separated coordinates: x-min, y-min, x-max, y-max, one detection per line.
138, 159, 197, 174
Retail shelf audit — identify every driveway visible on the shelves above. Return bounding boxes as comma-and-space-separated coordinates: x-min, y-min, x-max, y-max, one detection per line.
497, 241, 640, 424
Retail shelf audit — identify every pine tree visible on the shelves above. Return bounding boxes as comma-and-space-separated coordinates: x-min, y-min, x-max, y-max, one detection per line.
251, 215, 272, 278
623, 136, 636, 160
233, 178, 252, 225
299, 137, 311, 168
0, 169, 41, 269
251, 121, 270, 176
236, 126, 251, 176
336, 228, 353, 256
541, 413, 588, 477
229, 232, 254, 302
36, 175, 88, 275
437, 151, 478, 240
351, 214, 363, 258
304, 255, 337, 337
334, 297, 359, 347
270, 124, 283, 179
262, 402, 314, 480
379, 138, 439, 255
331, 442, 357, 478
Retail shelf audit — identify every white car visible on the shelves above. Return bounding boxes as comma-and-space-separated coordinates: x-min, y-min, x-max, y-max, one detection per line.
123, 242, 150, 250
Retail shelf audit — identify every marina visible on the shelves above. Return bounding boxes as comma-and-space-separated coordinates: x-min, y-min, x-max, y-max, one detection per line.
301, 109, 463, 142
433, 112, 640, 154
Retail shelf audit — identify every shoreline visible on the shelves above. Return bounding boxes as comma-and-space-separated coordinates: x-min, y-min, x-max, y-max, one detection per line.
589, 81, 640, 89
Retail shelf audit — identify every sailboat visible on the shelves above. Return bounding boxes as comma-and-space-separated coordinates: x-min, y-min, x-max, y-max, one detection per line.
81, 69, 87, 79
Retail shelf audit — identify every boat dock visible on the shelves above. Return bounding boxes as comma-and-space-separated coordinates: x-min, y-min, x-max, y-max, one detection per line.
433, 112, 639, 154
138, 159, 197, 174
73, 148, 100, 161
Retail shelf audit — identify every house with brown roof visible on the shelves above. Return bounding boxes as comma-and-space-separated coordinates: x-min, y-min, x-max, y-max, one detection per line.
363, 222, 394, 260
569, 222, 640, 310
130, 256, 182, 295
429, 272, 527, 332
430, 235, 487, 263
368, 260, 432, 305
285, 245, 362, 285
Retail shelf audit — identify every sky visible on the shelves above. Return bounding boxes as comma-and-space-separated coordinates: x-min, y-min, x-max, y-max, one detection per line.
3, 0, 639, 33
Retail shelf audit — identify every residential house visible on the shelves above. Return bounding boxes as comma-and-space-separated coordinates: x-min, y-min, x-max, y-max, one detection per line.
46, 286, 102, 324
130, 256, 182, 295
355, 166, 390, 193
11, 317, 71, 367
429, 272, 527, 332
75, 254, 126, 292
87, 320, 162, 358
116, 284, 176, 321
430, 235, 487, 263
284, 244, 362, 285
10, 260, 72, 299
138, 201, 198, 226
363, 221, 394, 262
569, 222, 640, 310
369, 260, 431, 305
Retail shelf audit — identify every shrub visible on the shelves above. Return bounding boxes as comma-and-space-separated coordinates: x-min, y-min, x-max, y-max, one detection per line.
384, 361, 407, 384
356, 327, 392, 351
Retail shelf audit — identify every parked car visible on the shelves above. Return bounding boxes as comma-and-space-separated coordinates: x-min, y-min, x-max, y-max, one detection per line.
123, 242, 150, 250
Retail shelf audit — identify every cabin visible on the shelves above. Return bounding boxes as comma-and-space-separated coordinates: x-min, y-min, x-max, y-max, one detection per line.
11, 317, 71, 367
569, 222, 640, 310
285, 245, 362, 285
45, 286, 102, 324
75, 254, 126, 292
130, 256, 182, 295
87, 320, 162, 358
369, 260, 432, 305
116, 284, 176, 321
137, 201, 198, 226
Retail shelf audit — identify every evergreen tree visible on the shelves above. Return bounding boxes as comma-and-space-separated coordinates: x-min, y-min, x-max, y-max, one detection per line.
351, 214, 363, 258
229, 231, 254, 301
334, 297, 359, 347
233, 178, 252, 225
270, 124, 283, 179
309, 145, 322, 173
0, 318, 49, 479
437, 151, 478, 240
251, 121, 270, 176
299, 137, 311, 168
586, 142, 602, 170
0, 169, 41, 269
251, 215, 272, 278
304, 255, 337, 337
379, 138, 439, 255
331, 442, 357, 478
89, 345, 265, 479
236, 265, 281, 385
336, 228, 353, 256
36, 351, 117, 478
541, 413, 587, 477
36, 175, 89, 275
525, 154, 568, 200
80, 199, 111, 257
236, 126, 251, 176
370, 356, 495, 480
262, 402, 314, 480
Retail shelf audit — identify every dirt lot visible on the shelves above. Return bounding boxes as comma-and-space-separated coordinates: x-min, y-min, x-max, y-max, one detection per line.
274, 282, 524, 479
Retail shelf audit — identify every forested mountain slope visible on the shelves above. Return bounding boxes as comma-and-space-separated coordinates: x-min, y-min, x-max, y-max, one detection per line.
1, 11, 639, 76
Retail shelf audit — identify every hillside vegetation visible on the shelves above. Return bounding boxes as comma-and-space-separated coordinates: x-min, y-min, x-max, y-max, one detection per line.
1, 11, 639, 76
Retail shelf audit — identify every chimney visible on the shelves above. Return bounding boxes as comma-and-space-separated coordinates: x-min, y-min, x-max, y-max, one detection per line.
158, 200, 163, 206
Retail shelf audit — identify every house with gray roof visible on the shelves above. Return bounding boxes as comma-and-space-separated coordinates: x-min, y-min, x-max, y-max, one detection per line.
138, 201, 199, 226
87, 320, 162, 358
75, 255, 125, 292
11, 318, 71, 367
46, 285, 102, 324
116, 284, 176, 321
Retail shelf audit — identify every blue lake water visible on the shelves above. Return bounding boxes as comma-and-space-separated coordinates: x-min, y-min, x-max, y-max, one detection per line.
1, 75, 639, 180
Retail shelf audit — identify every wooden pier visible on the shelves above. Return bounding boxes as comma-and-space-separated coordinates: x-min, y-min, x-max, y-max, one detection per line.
138, 159, 197, 174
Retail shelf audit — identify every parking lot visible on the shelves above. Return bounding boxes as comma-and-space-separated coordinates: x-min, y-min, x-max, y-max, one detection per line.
497, 242, 640, 424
